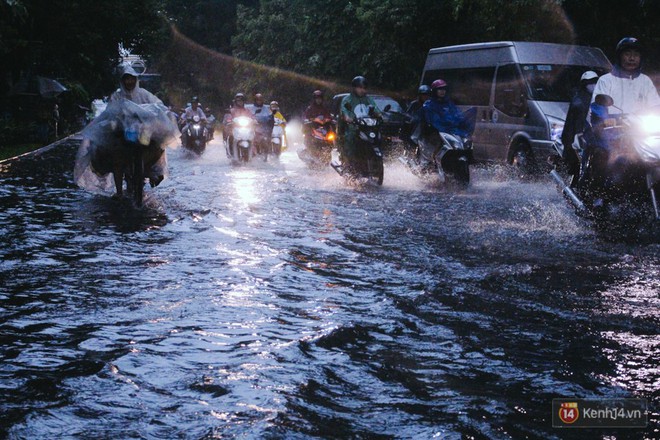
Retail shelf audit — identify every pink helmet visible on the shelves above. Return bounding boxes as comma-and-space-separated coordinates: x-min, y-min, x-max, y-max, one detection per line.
431, 79, 447, 91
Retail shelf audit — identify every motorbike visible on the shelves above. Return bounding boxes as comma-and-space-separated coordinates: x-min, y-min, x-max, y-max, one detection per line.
550, 95, 660, 222
86, 124, 166, 208
298, 115, 336, 169
224, 114, 255, 163
399, 108, 475, 188
331, 103, 386, 186
181, 115, 208, 155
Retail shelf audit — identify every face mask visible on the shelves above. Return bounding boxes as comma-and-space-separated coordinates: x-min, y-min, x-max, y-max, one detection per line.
586, 84, 596, 94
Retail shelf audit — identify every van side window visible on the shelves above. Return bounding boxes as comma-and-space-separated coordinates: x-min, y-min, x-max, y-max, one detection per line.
423, 68, 494, 106
494, 64, 527, 117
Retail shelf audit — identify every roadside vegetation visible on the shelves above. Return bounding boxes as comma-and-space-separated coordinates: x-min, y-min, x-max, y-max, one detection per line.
1, 0, 658, 159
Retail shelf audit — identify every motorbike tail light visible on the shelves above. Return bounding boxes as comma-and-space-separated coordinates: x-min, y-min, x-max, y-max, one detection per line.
326, 132, 336, 142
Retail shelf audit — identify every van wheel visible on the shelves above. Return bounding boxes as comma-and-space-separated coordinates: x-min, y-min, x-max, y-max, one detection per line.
510, 140, 537, 176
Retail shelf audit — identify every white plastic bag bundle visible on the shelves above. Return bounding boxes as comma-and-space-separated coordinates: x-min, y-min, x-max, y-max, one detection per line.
74, 99, 180, 194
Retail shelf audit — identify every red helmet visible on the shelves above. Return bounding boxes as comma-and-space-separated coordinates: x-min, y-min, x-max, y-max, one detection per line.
431, 79, 447, 91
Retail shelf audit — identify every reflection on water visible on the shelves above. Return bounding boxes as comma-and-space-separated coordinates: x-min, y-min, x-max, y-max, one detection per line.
0, 139, 658, 439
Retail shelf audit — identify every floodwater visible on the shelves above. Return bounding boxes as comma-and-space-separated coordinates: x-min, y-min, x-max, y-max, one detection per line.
0, 137, 658, 439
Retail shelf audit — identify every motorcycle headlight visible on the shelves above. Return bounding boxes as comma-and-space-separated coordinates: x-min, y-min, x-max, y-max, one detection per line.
639, 114, 660, 135
193, 124, 201, 130
547, 116, 564, 142
235, 116, 251, 127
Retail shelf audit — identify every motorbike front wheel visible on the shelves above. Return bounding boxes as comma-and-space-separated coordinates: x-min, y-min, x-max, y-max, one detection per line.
130, 149, 144, 207
454, 159, 470, 189
368, 157, 384, 186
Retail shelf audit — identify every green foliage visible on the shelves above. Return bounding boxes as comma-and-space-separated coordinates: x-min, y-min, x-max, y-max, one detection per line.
1, 0, 659, 129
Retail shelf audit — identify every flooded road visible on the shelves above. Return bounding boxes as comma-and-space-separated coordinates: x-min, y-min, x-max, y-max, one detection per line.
0, 137, 658, 439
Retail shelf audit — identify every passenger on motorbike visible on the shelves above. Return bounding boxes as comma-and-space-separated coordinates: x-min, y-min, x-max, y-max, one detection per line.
248, 93, 274, 154
404, 85, 431, 150
338, 76, 381, 162
561, 71, 599, 187
270, 101, 287, 148
180, 96, 207, 147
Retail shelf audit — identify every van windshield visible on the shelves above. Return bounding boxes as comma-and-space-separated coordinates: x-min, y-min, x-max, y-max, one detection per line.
521, 64, 609, 102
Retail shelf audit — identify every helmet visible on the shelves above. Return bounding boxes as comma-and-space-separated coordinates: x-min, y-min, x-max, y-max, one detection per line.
270, 100, 279, 109
351, 76, 368, 88
580, 71, 598, 82
418, 85, 431, 95
191, 96, 199, 103
234, 93, 245, 100
615, 37, 642, 59
118, 63, 139, 79
313, 90, 324, 98
431, 79, 447, 91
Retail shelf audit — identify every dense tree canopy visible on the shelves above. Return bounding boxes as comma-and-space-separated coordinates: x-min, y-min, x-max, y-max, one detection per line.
0, 0, 658, 132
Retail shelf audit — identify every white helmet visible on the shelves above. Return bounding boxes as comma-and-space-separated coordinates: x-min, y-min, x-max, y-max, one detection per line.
580, 71, 598, 82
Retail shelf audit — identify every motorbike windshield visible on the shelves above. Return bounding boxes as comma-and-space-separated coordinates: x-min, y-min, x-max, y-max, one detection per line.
521, 64, 609, 102
353, 103, 372, 118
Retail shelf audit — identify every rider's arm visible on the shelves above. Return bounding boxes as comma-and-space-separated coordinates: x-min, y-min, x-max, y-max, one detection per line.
340, 96, 354, 122
367, 96, 382, 118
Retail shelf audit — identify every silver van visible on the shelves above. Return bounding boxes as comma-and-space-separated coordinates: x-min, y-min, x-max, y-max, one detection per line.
421, 41, 611, 169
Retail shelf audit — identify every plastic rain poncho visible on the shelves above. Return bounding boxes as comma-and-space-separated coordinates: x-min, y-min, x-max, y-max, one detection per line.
74, 98, 180, 194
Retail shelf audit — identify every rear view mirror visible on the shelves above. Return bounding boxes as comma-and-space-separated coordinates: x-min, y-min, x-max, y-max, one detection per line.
383, 104, 392, 112
595, 94, 614, 107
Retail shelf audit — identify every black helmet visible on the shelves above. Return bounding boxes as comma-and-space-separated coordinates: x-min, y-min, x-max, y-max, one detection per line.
418, 85, 431, 95
191, 96, 199, 103
351, 76, 367, 88
616, 37, 642, 59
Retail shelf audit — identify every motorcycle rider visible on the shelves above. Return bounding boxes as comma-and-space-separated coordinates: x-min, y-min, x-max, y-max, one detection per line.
76, 64, 174, 196
114, 64, 170, 188
248, 93, 274, 154
338, 76, 381, 164
110, 64, 162, 105
404, 84, 431, 150
302, 89, 333, 143
581, 38, 660, 212
179, 96, 207, 147
560, 70, 598, 187
415, 78, 475, 170
590, 37, 660, 115
304, 90, 332, 122
223, 92, 255, 148
422, 79, 472, 139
